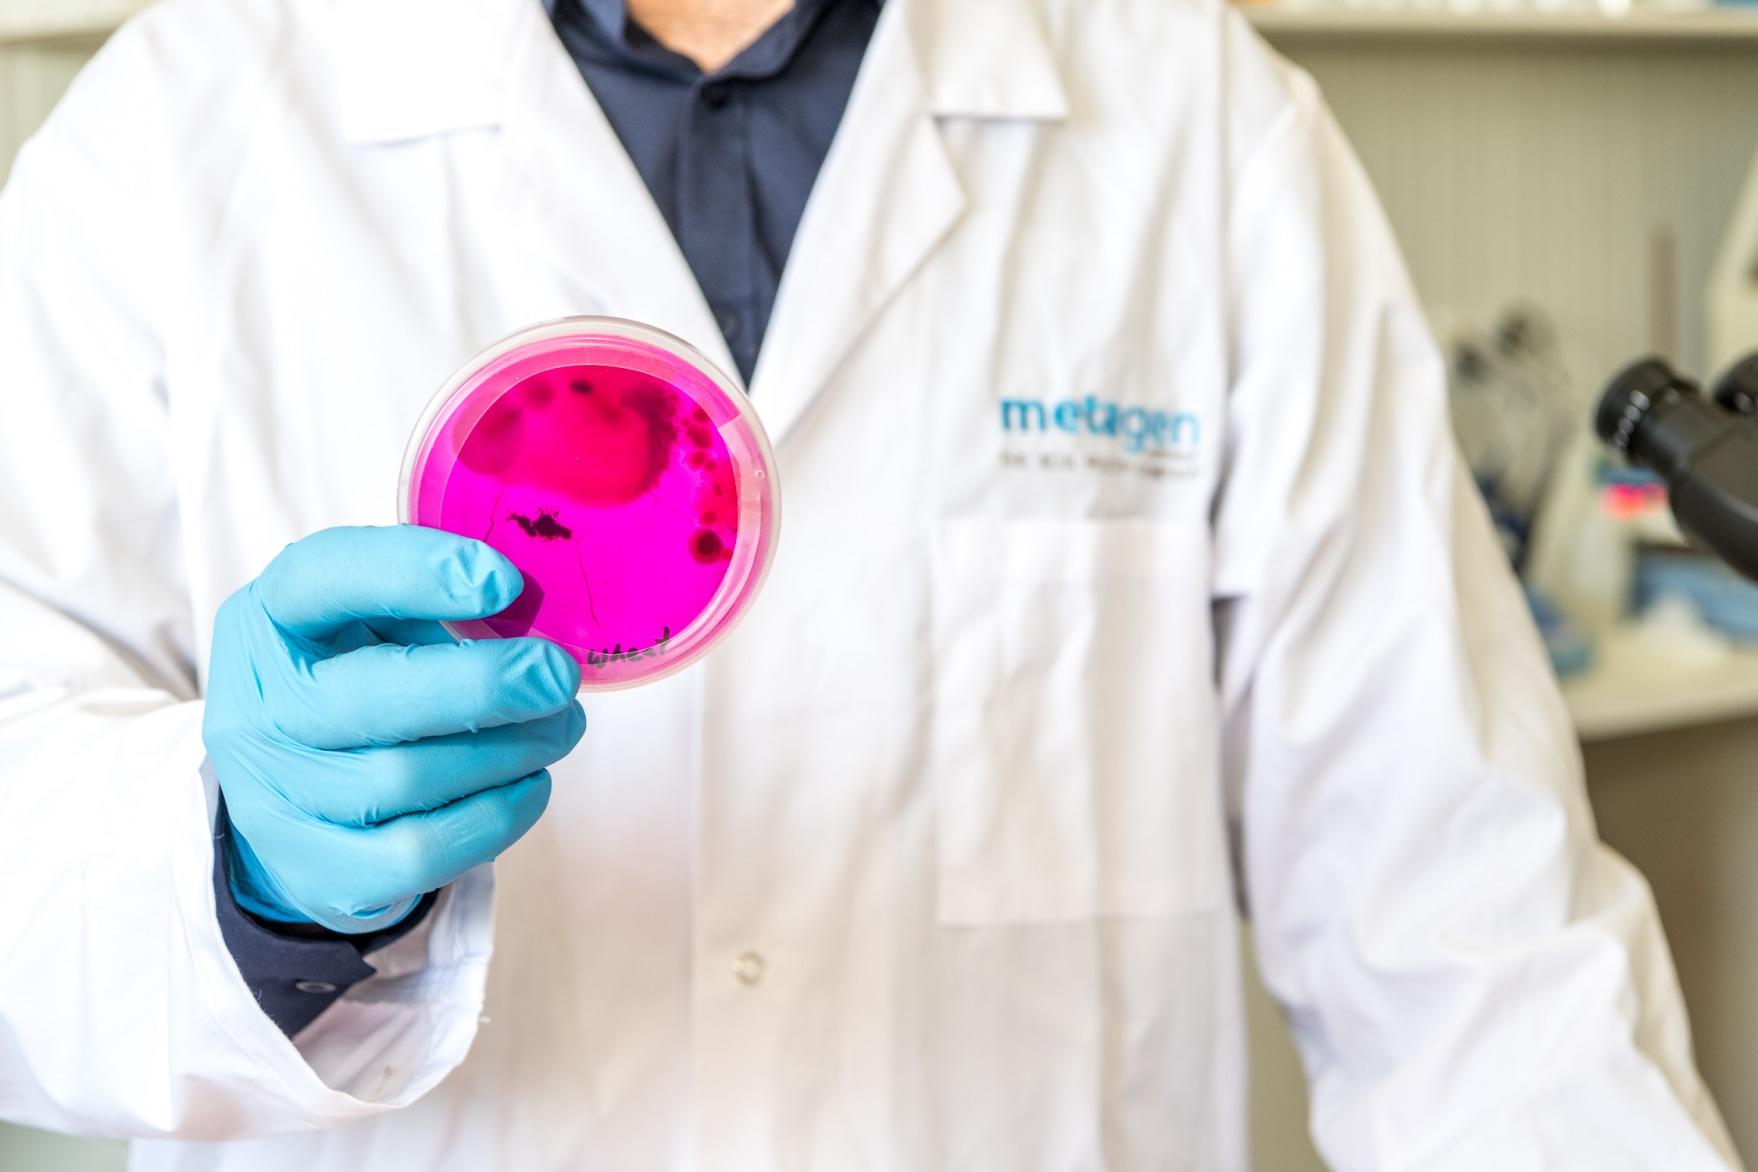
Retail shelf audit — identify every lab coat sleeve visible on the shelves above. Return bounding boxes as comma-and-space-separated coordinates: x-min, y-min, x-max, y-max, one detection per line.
1211, 60, 1743, 1172
0, 25, 494, 1139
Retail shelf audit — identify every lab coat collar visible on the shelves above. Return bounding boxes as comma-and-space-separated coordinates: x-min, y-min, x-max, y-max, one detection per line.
335, 0, 1068, 146
907, 0, 1069, 122
333, 0, 514, 145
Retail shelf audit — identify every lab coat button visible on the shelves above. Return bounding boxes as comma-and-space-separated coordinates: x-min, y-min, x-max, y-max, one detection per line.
294, 980, 338, 995
732, 951, 765, 986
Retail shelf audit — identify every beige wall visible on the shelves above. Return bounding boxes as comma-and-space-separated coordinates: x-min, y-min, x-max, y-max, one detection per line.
0, 39, 98, 180
1272, 32, 1758, 383
1588, 722, 1758, 1160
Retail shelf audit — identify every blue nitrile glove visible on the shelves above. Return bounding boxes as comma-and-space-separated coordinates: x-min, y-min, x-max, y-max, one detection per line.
203, 526, 586, 935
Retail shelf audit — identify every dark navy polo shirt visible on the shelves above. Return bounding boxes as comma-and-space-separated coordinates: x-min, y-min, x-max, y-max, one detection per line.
549, 0, 878, 383
548, 0, 879, 381
221, 0, 876, 1039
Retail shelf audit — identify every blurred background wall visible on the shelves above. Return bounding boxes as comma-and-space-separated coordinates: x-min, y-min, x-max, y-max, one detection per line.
4, 3, 1758, 1168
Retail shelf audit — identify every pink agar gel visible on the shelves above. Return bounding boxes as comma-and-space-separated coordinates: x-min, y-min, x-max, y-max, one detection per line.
401, 320, 779, 691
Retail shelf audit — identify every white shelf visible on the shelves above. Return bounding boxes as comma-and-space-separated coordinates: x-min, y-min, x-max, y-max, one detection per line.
1245, 4, 1758, 42
1563, 639, 1758, 741
0, 0, 148, 46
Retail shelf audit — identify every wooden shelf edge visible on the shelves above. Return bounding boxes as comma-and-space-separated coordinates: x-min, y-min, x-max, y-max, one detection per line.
1564, 646, 1758, 741
1244, 4, 1758, 43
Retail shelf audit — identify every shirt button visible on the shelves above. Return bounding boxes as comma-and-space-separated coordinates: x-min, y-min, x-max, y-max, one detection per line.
701, 83, 731, 109
294, 980, 338, 995
732, 951, 766, 986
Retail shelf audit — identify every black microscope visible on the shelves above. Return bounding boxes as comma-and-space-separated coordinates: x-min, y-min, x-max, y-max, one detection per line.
1595, 354, 1758, 583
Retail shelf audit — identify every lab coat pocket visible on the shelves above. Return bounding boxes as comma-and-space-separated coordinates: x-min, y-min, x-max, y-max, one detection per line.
928, 517, 1230, 926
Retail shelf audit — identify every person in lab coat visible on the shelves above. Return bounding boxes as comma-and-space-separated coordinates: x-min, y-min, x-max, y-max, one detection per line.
0, 0, 1742, 1168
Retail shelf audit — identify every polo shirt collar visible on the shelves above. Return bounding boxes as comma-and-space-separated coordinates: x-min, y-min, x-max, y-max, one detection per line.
557, 0, 851, 81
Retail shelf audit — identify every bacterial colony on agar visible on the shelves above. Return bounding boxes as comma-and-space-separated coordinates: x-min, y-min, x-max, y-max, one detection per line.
400, 318, 780, 691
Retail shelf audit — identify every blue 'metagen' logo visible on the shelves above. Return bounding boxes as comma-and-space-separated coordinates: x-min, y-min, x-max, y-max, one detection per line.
1000, 396, 1201, 455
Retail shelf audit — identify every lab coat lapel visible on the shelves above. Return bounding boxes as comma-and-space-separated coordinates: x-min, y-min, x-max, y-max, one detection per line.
747, 0, 965, 445
337, 0, 738, 375
485, 0, 741, 379
751, 0, 1071, 445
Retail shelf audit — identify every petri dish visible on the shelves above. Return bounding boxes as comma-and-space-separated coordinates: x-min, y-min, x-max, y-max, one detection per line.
399, 317, 780, 691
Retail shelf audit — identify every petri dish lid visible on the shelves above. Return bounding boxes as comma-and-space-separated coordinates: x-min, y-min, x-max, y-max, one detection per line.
399, 317, 780, 692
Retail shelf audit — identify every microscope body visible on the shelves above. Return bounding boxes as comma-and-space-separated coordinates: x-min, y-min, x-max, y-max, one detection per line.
1597, 356, 1758, 583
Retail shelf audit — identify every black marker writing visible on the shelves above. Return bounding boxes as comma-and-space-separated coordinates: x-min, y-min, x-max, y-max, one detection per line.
585, 627, 673, 669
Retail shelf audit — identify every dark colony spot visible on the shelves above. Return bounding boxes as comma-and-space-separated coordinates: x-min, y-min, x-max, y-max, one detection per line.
692, 406, 710, 424
687, 450, 708, 470
519, 379, 555, 409
687, 426, 711, 449
456, 397, 524, 475
533, 377, 677, 505
700, 509, 718, 526
691, 530, 726, 563
510, 510, 573, 541
621, 384, 681, 487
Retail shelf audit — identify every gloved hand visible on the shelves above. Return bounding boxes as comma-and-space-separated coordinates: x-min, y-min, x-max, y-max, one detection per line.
203, 526, 586, 934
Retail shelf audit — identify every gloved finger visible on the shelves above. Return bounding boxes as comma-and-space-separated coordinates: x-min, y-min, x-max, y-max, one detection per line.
278, 637, 582, 749
321, 770, 554, 916
359, 616, 458, 649
256, 526, 522, 641
314, 615, 457, 658
301, 702, 587, 825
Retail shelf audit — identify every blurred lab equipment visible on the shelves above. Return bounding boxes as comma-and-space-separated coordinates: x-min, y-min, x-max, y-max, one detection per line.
1522, 427, 1696, 650
1446, 306, 1577, 568
1439, 308, 1758, 670
1634, 549, 1758, 641
1445, 305, 1606, 670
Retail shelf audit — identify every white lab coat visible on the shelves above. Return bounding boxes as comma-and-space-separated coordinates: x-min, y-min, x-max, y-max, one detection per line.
0, 0, 1739, 1168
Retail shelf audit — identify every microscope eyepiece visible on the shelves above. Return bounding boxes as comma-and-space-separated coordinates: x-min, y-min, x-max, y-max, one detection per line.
1713, 353, 1758, 417
1595, 355, 1758, 582
1595, 359, 1677, 453
1595, 359, 1732, 482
